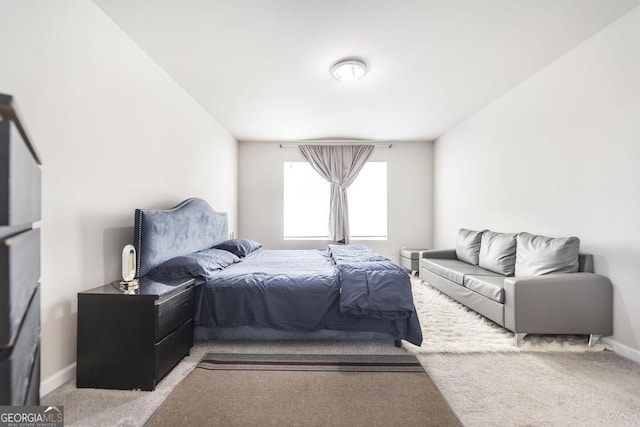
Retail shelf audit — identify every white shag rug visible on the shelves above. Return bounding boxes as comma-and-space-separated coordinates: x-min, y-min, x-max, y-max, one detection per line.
403, 278, 611, 354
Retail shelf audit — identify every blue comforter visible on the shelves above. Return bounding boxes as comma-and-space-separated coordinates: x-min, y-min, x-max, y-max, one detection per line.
329, 245, 416, 320
193, 246, 422, 345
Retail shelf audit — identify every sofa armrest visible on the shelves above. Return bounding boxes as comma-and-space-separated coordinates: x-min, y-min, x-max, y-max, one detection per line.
421, 249, 457, 260
503, 273, 613, 335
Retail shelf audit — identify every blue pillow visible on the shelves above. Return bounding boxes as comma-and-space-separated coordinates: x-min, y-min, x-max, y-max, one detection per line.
213, 238, 262, 258
148, 248, 240, 281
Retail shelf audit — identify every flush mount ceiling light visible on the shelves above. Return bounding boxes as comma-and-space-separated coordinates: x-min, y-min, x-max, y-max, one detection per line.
330, 58, 367, 83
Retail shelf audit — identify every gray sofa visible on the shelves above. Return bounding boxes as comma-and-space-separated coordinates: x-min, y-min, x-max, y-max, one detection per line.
420, 229, 613, 346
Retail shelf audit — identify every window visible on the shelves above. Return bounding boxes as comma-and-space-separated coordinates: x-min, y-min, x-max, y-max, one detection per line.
283, 161, 387, 240
283, 162, 330, 239
347, 162, 387, 239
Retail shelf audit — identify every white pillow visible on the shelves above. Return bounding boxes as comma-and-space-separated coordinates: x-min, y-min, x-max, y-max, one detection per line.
455, 229, 483, 265
515, 232, 579, 276
478, 231, 517, 276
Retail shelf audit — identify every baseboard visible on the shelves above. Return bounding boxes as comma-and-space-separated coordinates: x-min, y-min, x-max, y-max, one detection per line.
602, 337, 640, 364
40, 362, 76, 398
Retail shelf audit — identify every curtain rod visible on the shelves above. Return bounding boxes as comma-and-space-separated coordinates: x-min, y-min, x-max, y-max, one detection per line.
279, 140, 393, 148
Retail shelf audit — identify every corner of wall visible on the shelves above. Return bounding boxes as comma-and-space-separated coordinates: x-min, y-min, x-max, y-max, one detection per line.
602, 337, 640, 364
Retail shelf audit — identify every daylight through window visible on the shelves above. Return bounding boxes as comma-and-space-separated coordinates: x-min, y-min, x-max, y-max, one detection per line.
283, 161, 387, 240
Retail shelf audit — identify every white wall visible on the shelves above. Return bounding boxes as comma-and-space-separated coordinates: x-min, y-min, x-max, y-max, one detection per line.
0, 0, 238, 388
239, 141, 432, 261
433, 6, 640, 353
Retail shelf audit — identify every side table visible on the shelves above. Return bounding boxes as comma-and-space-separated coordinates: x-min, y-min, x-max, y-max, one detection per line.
400, 248, 429, 276
76, 277, 195, 391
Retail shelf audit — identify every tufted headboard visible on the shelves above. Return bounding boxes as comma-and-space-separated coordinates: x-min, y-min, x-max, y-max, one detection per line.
133, 198, 228, 278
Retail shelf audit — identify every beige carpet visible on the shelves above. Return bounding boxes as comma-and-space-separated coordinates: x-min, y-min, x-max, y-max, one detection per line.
146, 353, 460, 427
404, 279, 611, 353
419, 351, 640, 426
44, 340, 640, 426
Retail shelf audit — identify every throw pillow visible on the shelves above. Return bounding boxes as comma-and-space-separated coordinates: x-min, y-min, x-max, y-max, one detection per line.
148, 248, 240, 281
456, 228, 484, 265
478, 231, 518, 276
213, 238, 262, 258
515, 232, 580, 276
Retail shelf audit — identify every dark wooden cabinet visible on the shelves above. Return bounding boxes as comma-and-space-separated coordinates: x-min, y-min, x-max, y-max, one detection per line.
76, 277, 195, 391
0, 94, 42, 406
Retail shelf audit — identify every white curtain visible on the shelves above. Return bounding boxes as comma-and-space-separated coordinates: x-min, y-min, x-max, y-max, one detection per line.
298, 145, 374, 243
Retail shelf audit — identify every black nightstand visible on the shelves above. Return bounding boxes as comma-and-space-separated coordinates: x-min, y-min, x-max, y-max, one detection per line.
76, 277, 195, 391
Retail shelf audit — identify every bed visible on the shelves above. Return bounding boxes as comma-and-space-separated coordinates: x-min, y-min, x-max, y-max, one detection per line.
134, 198, 422, 346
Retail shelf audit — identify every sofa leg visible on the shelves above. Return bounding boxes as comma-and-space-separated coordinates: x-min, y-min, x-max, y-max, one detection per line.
514, 333, 527, 347
589, 334, 602, 347
394, 340, 402, 348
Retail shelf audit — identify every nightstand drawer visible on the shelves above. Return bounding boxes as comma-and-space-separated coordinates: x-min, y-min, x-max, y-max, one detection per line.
157, 285, 194, 340
155, 319, 193, 382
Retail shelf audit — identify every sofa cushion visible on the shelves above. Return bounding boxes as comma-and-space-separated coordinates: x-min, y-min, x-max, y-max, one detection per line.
464, 274, 506, 303
456, 228, 484, 265
515, 232, 580, 276
479, 231, 518, 276
421, 258, 497, 285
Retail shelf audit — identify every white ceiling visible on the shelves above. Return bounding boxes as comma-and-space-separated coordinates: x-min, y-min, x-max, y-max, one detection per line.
95, 0, 639, 142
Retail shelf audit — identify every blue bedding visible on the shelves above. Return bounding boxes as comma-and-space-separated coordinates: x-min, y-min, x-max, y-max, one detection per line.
330, 245, 416, 320
193, 246, 423, 346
